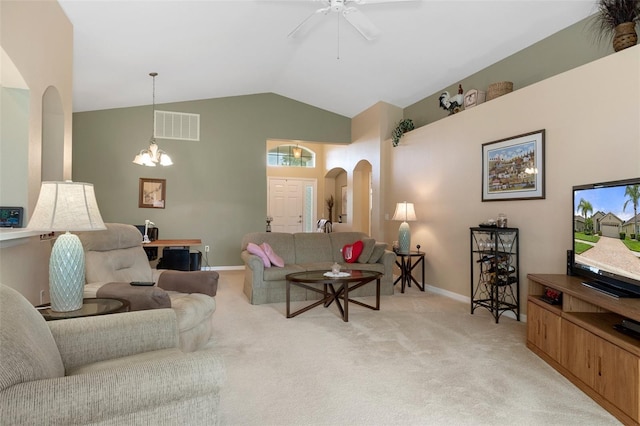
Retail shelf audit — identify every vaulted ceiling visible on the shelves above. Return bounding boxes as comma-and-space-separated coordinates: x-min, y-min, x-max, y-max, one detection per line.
59, 0, 598, 117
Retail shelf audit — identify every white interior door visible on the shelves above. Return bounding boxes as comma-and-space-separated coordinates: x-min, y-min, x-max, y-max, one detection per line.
268, 178, 316, 233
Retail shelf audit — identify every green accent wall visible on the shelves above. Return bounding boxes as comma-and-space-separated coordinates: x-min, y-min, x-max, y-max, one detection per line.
404, 16, 613, 127
72, 93, 351, 266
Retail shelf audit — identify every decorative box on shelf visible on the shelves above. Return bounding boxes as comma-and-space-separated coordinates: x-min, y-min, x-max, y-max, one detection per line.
463, 89, 486, 109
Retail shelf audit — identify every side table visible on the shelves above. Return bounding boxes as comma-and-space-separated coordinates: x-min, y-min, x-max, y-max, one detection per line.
37, 298, 130, 321
394, 251, 425, 293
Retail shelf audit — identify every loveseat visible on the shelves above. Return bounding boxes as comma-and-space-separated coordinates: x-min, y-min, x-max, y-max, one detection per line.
0, 283, 224, 425
241, 232, 395, 305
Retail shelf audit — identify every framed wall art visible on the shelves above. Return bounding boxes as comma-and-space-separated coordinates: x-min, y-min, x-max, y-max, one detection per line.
482, 129, 545, 201
139, 178, 166, 208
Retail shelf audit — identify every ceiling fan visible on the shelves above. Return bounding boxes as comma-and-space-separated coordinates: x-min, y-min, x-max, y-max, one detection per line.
288, 0, 414, 41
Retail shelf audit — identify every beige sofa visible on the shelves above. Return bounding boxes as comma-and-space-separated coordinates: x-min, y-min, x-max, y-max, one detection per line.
0, 283, 224, 425
241, 232, 395, 304
77, 223, 218, 352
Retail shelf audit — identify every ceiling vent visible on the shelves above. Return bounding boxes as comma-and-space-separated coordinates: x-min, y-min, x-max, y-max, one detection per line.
154, 110, 200, 141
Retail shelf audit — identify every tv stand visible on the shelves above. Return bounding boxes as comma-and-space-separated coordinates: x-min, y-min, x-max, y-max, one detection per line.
527, 274, 640, 426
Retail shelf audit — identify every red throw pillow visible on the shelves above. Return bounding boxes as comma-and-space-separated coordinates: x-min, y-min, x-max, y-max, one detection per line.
342, 240, 364, 263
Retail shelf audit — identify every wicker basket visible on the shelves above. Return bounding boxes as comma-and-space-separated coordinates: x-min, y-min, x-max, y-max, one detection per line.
486, 81, 513, 101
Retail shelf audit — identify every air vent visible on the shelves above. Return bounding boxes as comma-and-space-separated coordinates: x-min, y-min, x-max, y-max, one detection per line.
154, 110, 200, 141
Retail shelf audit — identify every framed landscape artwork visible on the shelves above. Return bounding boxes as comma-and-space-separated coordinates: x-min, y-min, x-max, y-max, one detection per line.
139, 178, 166, 208
482, 129, 545, 201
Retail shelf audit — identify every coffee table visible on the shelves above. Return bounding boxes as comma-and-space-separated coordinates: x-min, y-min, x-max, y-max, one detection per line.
37, 298, 130, 321
285, 269, 382, 322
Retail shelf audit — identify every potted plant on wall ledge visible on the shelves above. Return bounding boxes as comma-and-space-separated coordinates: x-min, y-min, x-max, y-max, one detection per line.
591, 0, 640, 52
391, 119, 415, 147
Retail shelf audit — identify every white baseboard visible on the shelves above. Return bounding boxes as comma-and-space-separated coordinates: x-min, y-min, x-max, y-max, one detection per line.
423, 282, 527, 323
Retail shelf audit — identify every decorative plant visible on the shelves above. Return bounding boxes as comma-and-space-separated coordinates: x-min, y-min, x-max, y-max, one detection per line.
325, 195, 334, 221
391, 119, 415, 147
590, 0, 640, 44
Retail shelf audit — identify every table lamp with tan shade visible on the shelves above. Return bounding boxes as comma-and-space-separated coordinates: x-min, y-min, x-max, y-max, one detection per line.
391, 201, 416, 254
26, 181, 106, 312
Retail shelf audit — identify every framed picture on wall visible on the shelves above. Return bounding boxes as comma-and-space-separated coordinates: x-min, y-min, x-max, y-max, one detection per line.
139, 178, 166, 208
341, 185, 347, 215
482, 129, 545, 201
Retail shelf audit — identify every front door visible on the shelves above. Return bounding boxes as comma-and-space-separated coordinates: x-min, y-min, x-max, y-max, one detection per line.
268, 178, 316, 233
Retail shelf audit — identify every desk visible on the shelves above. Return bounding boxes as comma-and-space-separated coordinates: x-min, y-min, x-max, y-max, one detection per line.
394, 251, 425, 293
144, 239, 202, 249
143, 239, 201, 265
37, 298, 130, 321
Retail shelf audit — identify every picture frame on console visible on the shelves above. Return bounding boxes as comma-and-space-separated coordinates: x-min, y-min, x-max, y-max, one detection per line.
139, 178, 166, 209
482, 129, 545, 201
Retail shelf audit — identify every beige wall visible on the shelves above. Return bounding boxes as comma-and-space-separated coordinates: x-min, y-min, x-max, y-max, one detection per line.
325, 102, 403, 239
385, 46, 640, 314
0, 0, 73, 304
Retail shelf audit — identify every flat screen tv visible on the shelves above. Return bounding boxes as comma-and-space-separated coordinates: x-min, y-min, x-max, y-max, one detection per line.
572, 178, 640, 298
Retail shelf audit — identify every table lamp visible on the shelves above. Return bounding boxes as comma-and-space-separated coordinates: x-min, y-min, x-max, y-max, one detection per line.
391, 201, 416, 254
143, 219, 155, 243
26, 181, 106, 312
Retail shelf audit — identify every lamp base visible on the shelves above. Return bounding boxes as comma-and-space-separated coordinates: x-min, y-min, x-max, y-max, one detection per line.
49, 232, 85, 312
398, 221, 411, 254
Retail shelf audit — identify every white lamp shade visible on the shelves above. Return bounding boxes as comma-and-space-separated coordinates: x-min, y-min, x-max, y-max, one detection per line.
26, 181, 106, 312
27, 181, 106, 232
391, 202, 417, 222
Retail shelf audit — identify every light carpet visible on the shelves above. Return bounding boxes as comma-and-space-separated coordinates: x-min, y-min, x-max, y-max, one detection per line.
205, 270, 621, 425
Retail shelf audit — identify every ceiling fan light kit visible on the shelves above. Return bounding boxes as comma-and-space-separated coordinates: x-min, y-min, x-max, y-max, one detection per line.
288, 0, 413, 41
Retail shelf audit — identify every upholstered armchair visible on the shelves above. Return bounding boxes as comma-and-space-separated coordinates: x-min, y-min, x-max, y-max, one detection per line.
0, 283, 224, 425
76, 223, 219, 352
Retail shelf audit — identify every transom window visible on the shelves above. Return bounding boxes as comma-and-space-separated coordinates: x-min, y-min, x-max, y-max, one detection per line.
267, 145, 315, 168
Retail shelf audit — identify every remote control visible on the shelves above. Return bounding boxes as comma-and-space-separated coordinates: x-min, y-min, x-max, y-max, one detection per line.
130, 281, 155, 286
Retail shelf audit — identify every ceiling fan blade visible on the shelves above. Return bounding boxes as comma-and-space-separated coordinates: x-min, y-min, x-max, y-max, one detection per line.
288, 6, 331, 38
342, 7, 380, 40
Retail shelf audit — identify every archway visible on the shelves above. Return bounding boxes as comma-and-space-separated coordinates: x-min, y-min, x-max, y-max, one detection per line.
324, 167, 347, 224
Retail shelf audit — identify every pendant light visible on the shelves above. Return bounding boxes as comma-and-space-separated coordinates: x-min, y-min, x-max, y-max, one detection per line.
133, 72, 173, 167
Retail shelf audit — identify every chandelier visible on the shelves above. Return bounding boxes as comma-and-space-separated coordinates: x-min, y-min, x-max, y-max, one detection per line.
132, 72, 173, 167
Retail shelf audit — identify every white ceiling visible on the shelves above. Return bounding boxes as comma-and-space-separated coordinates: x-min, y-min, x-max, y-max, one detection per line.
58, 0, 598, 118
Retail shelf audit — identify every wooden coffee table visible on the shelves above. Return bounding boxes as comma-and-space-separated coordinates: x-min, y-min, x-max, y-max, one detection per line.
285, 269, 382, 322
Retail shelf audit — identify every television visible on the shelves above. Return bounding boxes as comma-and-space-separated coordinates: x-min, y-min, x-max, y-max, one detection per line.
571, 178, 640, 298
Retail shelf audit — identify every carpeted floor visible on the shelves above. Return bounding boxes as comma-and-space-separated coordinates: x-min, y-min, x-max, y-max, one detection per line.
205, 270, 621, 425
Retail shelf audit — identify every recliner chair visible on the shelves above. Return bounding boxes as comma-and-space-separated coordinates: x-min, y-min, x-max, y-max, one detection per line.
77, 223, 219, 352
0, 283, 224, 425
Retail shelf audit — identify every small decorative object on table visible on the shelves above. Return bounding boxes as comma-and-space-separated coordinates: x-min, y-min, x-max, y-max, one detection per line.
266, 216, 273, 232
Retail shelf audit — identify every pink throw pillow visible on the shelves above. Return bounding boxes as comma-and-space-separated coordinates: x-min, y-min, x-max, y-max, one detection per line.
247, 242, 271, 268
261, 242, 284, 267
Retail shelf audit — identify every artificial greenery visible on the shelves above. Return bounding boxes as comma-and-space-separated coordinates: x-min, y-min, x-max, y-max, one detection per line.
391, 119, 415, 147
590, 0, 640, 43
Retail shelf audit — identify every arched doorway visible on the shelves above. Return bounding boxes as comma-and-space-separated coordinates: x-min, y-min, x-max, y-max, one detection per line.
324, 167, 347, 224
